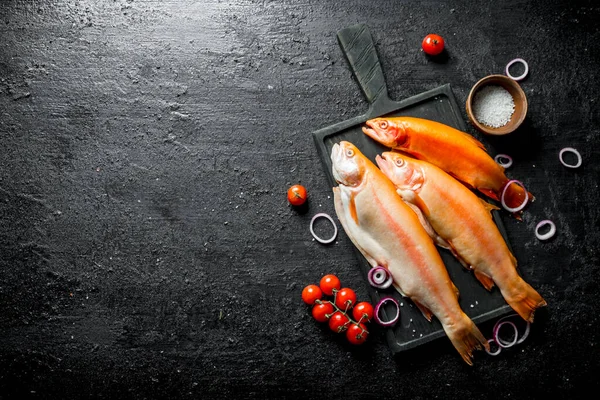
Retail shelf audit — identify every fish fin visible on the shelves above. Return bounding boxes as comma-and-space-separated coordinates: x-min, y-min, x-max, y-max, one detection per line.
444, 241, 470, 270
457, 130, 487, 151
413, 300, 434, 322
447, 171, 479, 193
392, 282, 408, 297
501, 280, 547, 323
509, 251, 518, 267
397, 189, 429, 215
474, 270, 495, 291
443, 314, 490, 366
478, 187, 500, 202
452, 281, 460, 300
479, 198, 500, 214
334, 187, 380, 267
400, 195, 450, 249
513, 211, 524, 221
349, 192, 359, 225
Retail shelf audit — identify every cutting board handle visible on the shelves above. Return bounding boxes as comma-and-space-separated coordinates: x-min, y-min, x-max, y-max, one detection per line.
337, 24, 391, 113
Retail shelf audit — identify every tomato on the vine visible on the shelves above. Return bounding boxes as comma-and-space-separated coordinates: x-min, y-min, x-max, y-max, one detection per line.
422, 33, 445, 56
346, 323, 368, 345
287, 184, 308, 206
312, 301, 334, 322
328, 311, 350, 333
319, 274, 341, 296
334, 288, 357, 310
301, 284, 322, 305
352, 302, 374, 322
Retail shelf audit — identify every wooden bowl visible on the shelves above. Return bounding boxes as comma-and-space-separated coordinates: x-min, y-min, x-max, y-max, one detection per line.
466, 74, 527, 136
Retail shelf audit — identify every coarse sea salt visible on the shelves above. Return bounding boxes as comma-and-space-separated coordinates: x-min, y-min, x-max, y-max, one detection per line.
472, 85, 515, 128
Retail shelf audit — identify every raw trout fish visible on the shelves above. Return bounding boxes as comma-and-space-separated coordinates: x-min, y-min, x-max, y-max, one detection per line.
376, 151, 547, 322
331, 141, 489, 365
362, 117, 533, 213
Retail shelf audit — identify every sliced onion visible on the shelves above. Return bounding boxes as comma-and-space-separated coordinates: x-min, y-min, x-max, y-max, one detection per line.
485, 338, 501, 356
493, 321, 519, 348
367, 266, 393, 289
516, 320, 531, 344
374, 296, 400, 327
535, 220, 556, 241
309, 213, 337, 244
494, 154, 513, 169
492, 313, 532, 348
559, 147, 582, 169
505, 58, 529, 81
486, 314, 532, 356
500, 179, 529, 213
372, 269, 387, 284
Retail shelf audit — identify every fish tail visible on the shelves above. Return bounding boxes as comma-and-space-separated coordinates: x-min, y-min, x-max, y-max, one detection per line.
501, 279, 547, 323
443, 314, 489, 366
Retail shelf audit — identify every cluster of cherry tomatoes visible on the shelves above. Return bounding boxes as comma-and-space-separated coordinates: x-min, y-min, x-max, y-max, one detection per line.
302, 274, 374, 345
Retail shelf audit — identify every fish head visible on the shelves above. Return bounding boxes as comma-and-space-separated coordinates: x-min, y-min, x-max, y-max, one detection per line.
362, 118, 407, 148
376, 151, 424, 192
331, 141, 368, 187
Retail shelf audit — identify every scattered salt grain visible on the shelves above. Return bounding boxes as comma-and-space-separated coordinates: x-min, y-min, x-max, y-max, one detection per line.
472, 85, 515, 128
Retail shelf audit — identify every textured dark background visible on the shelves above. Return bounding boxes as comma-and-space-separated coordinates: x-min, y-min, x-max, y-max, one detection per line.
1, 0, 599, 399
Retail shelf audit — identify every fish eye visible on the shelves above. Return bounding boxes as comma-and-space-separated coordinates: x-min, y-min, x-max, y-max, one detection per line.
345, 149, 354, 157
379, 121, 388, 129
394, 158, 404, 167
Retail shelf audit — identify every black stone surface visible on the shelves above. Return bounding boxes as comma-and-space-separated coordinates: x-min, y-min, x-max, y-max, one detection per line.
1, 1, 599, 399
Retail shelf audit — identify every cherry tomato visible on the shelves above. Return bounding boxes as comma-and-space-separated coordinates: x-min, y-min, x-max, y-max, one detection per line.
334, 288, 357, 311
287, 184, 308, 206
328, 311, 350, 333
352, 302, 374, 322
301, 284, 322, 305
319, 274, 341, 296
346, 323, 369, 345
422, 33, 445, 56
312, 301, 334, 323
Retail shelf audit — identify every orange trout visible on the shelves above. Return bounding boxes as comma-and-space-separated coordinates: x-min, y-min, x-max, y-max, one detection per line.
376, 151, 547, 322
362, 117, 532, 214
331, 141, 489, 365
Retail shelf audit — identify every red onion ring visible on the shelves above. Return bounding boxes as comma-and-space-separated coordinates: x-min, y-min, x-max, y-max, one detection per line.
493, 321, 518, 348
516, 320, 531, 344
535, 220, 556, 241
505, 58, 529, 81
372, 269, 387, 284
309, 213, 337, 244
367, 266, 393, 289
494, 154, 513, 169
485, 338, 501, 356
500, 179, 529, 213
374, 296, 400, 327
559, 147, 582, 168
488, 313, 532, 353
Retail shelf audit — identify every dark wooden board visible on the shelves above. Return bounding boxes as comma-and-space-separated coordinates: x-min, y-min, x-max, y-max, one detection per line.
313, 24, 512, 353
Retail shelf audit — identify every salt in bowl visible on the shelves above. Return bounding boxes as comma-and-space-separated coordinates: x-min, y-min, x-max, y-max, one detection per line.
466, 74, 528, 136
